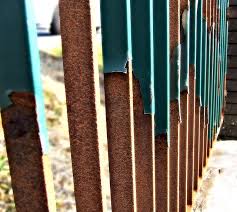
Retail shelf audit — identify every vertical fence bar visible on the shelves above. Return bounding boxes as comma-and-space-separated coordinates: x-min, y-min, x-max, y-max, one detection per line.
153, 0, 170, 210
60, 0, 106, 211
100, 1, 137, 211
131, 0, 155, 210
199, 0, 208, 177
179, 1, 190, 211
187, 0, 197, 205
0, 1, 56, 211
169, 0, 181, 211
193, 93, 200, 190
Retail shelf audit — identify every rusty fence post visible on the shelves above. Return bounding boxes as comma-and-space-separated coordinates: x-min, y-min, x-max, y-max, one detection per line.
187, 0, 197, 205
0, 1, 56, 211
60, 0, 106, 211
169, 0, 181, 211
179, 0, 190, 211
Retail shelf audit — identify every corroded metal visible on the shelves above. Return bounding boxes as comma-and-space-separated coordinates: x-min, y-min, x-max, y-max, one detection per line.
1, 93, 55, 212
60, 0, 106, 211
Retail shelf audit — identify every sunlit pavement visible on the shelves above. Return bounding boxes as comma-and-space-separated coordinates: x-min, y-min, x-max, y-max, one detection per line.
193, 140, 237, 212
37, 35, 62, 53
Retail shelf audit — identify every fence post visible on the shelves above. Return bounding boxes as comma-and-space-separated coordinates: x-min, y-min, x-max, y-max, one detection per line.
153, 0, 170, 211
169, 0, 181, 211
0, 1, 55, 211
59, 0, 106, 211
187, 0, 197, 205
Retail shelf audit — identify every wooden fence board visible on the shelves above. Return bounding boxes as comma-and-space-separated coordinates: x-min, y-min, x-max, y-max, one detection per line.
229, 19, 237, 31
227, 69, 237, 80
229, 32, 237, 43
230, 0, 237, 6
225, 103, 237, 114
226, 92, 237, 103
228, 56, 237, 68
226, 80, 237, 91
228, 7, 237, 18
228, 44, 237, 55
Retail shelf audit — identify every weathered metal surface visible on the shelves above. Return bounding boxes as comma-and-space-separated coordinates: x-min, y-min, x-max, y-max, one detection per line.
199, 108, 205, 177
59, 0, 106, 210
133, 77, 155, 211
104, 70, 137, 211
1, 93, 54, 212
187, 67, 196, 205
155, 135, 169, 212
169, 0, 180, 211
169, 101, 180, 212
179, 92, 189, 212
193, 98, 200, 190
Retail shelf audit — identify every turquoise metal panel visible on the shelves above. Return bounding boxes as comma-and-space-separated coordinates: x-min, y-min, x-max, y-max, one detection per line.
0, 0, 49, 153
153, 0, 170, 137
180, 8, 190, 92
130, 0, 154, 114
101, 0, 155, 114
196, 0, 203, 105
189, 0, 198, 72
201, 19, 207, 107
170, 45, 181, 102
101, 0, 130, 73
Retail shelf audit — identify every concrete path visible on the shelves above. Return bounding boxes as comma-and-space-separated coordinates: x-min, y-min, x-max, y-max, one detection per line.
193, 140, 237, 212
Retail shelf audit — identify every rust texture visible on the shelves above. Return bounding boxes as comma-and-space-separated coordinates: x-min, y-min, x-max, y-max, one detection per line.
155, 135, 169, 212
199, 108, 205, 177
59, 0, 105, 210
179, 92, 189, 212
1, 92, 50, 212
187, 67, 196, 205
133, 76, 155, 211
169, 101, 180, 212
104, 71, 136, 211
193, 98, 200, 190
203, 108, 209, 166
169, 0, 180, 210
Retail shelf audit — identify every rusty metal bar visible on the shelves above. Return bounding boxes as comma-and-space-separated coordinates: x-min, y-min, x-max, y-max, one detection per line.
179, 0, 190, 211
1, 94, 55, 212
59, 0, 106, 211
169, 0, 181, 211
133, 78, 155, 211
187, 0, 197, 205
104, 70, 137, 211
155, 135, 169, 212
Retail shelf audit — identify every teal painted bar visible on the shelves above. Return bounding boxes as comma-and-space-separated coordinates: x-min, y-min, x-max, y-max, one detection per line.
205, 31, 211, 111
196, 0, 203, 105
180, 7, 190, 92
130, 0, 154, 114
153, 0, 170, 137
0, 0, 49, 153
201, 19, 207, 107
170, 45, 181, 104
208, 25, 215, 140
101, 0, 155, 114
189, 0, 198, 72
214, 0, 220, 131
101, 0, 130, 73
